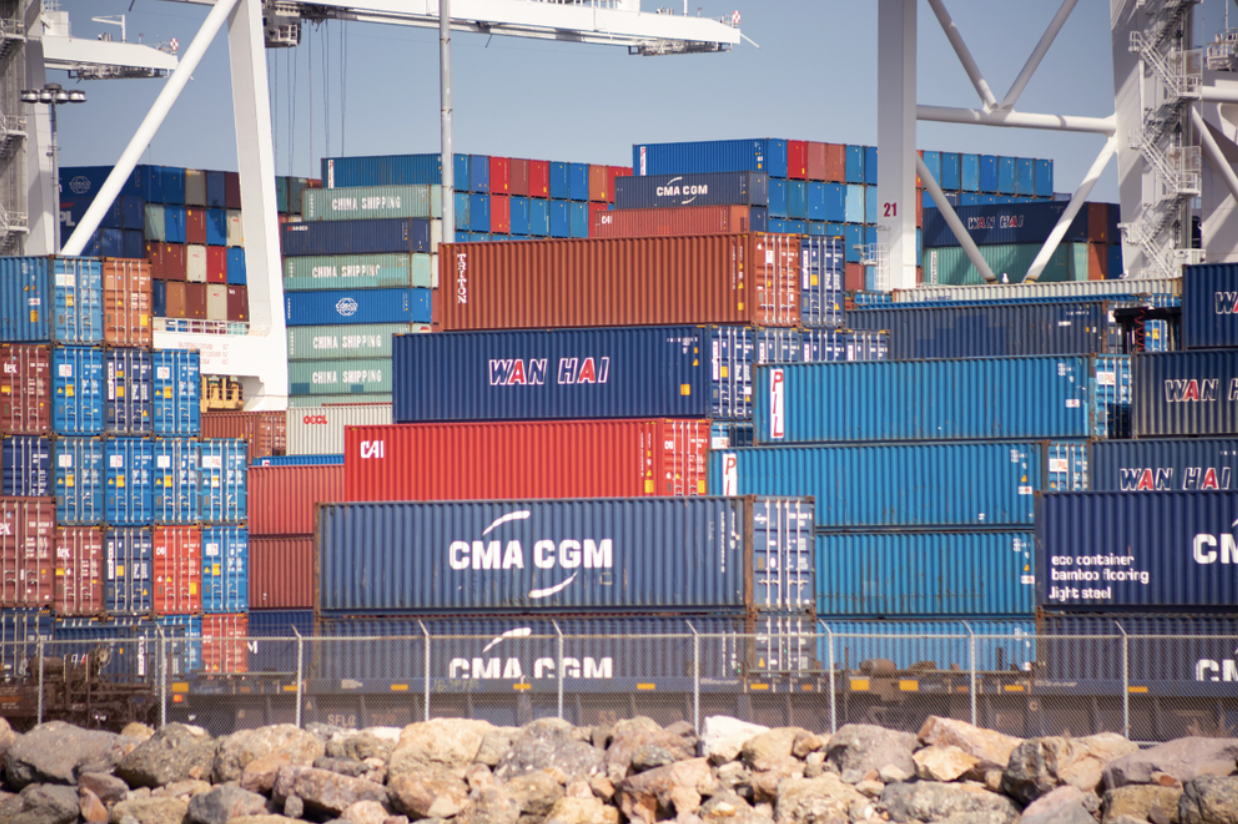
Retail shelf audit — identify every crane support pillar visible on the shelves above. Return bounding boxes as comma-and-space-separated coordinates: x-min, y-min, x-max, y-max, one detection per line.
877, 0, 918, 291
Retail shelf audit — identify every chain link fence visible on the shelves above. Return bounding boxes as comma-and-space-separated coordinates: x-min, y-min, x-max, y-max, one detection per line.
2, 625, 1237, 742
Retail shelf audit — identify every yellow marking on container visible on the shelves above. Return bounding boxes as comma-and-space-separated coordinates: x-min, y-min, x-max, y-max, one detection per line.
1128, 686, 1148, 694
389, 684, 409, 692
899, 680, 919, 692
801, 684, 814, 691
1004, 684, 1025, 693
637, 683, 656, 691
282, 684, 298, 692
171, 682, 189, 693
850, 679, 870, 692
749, 683, 770, 691
513, 683, 532, 691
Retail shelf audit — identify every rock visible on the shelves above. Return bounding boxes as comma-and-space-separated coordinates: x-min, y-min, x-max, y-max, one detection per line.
1103, 784, 1183, 824
78, 773, 129, 806
387, 719, 492, 779
313, 756, 368, 778
855, 780, 885, 799
185, 785, 269, 824
213, 725, 325, 783
476, 728, 522, 768
631, 745, 677, 772
825, 725, 918, 785
716, 761, 752, 791
605, 725, 697, 781
773, 773, 868, 824
1022, 786, 1101, 824
465, 763, 494, 791
3, 722, 125, 788
792, 733, 827, 760
700, 717, 772, 765
1106, 739, 1238, 791
879, 781, 1021, 824
1002, 733, 1140, 804
914, 745, 981, 782
80, 788, 109, 824
340, 800, 391, 824
7, 784, 80, 824
1180, 775, 1238, 824
544, 794, 622, 824
698, 791, 772, 824
503, 769, 564, 819
387, 765, 470, 819
919, 716, 1023, 776
751, 758, 807, 804
108, 797, 189, 824
282, 795, 303, 819
589, 775, 616, 802
455, 783, 521, 824
803, 753, 826, 780
329, 730, 399, 764
742, 728, 809, 772
120, 724, 155, 742
617, 757, 712, 824
932, 814, 1014, 824
272, 765, 389, 816
493, 719, 603, 783
227, 818, 306, 824
239, 752, 291, 795
115, 724, 217, 789
666, 721, 697, 738
151, 781, 211, 800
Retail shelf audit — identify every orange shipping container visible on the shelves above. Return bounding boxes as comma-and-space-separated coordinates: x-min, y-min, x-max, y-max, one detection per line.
202, 613, 248, 673
434, 234, 800, 331
1087, 202, 1109, 244
249, 464, 343, 536
588, 164, 609, 202
249, 536, 313, 609
54, 527, 104, 616
201, 410, 286, 463
806, 142, 828, 181
1089, 243, 1107, 280
823, 144, 846, 182
103, 258, 153, 347
152, 526, 201, 615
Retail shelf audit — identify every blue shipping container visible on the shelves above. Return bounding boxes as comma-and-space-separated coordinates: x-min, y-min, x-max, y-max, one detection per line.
60, 165, 150, 201
980, 155, 999, 192
55, 437, 104, 524
1035, 159, 1054, 197
549, 162, 569, 200
199, 439, 247, 523
0, 610, 52, 679
819, 619, 1036, 672
799, 330, 890, 363
247, 610, 311, 674
1037, 490, 1238, 610
844, 145, 865, 184
104, 437, 153, 526
1131, 350, 1238, 438
710, 441, 1044, 528
321, 154, 466, 188
633, 139, 788, 179
614, 171, 769, 210
799, 237, 845, 328
569, 202, 589, 238
284, 288, 431, 326
568, 163, 589, 202
768, 180, 787, 219
104, 349, 152, 435
960, 154, 980, 192
206, 209, 228, 246
201, 526, 248, 614
549, 200, 570, 238
280, 218, 432, 256
940, 153, 961, 191
53, 346, 105, 436
317, 496, 815, 615
152, 350, 201, 437
154, 614, 202, 675
160, 167, 186, 204
2, 436, 50, 496
1092, 438, 1238, 491
153, 438, 198, 524
998, 156, 1016, 194
510, 196, 530, 236
787, 181, 807, 220
105, 527, 152, 615
252, 454, 345, 466
923, 201, 1090, 248
226, 248, 247, 285
844, 185, 865, 224
164, 206, 187, 244
53, 617, 157, 679
529, 199, 549, 237
469, 193, 490, 233
864, 146, 878, 185
1016, 158, 1035, 196
0, 257, 103, 345
1181, 263, 1238, 349
469, 154, 490, 193
205, 170, 226, 208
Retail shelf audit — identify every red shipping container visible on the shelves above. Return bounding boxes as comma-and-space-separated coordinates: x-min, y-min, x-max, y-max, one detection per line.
0, 497, 54, 609
529, 160, 550, 198
0, 345, 51, 435
489, 156, 510, 194
787, 140, 808, 180
345, 419, 710, 502
509, 158, 530, 197
916, 193, 923, 228
206, 246, 227, 284
145, 242, 164, 280
226, 286, 249, 322
1089, 243, 1107, 280
844, 262, 865, 291
806, 142, 828, 181
224, 171, 242, 210
607, 166, 632, 203
490, 194, 511, 235
152, 526, 201, 615
202, 613, 248, 673
202, 411, 286, 463
434, 234, 800, 330
250, 464, 343, 536
249, 536, 313, 609
54, 526, 103, 616
185, 208, 207, 245
591, 205, 757, 238
823, 144, 846, 182
588, 164, 609, 202
1087, 202, 1109, 244
103, 259, 153, 347
149, 243, 187, 281
185, 282, 208, 319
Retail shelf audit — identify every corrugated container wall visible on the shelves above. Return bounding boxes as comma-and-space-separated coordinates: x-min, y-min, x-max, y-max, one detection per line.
633, 139, 788, 179
710, 441, 1044, 529
923, 243, 1090, 286
0, 345, 51, 434
152, 438, 198, 524
54, 526, 104, 616
345, 419, 710, 501
55, 437, 104, 524
1037, 491, 1238, 610
302, 184, 440, 221
152, 350, 201, 437
1037, 614, 1238, 684
287, 324, 413, 360
104, 437, 154, 525
152, 526, 201, 615
922, 201, 1091, 247
283, 255, 433, 291
104, 349, 152, 435
201, 411, 285, 463
102, 259, 153, 348
316, 496, 815, 616
614, 171, 768, 210
892, 279, 1181, 303
53, 346, 104, 436
289, 360, 391, 396
250, 464, 343, 536
249, 537, 313, 610
201, 526, 248, 614
104, 527, 151, 615
3, 436, 49, 496
285, 289, 431, 326
286, 404, 392, 456
0, 257, 103, 345
590, 205, 765, 238
280, 218, 432, 256
1131, 351, 1238, 437
820, 620, 1036, 672
1181, 263, 1238, 349
0, 497, 55, 609
433, 235, 800, 330
1091, 438, 1238, 491
198, 439, 247, 523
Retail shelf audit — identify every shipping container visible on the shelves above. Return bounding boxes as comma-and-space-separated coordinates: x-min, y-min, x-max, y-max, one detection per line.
186, 244, 206, 283
102, 259, 153, 347
54, 437, 104, 524
104, 437, 154, 526
54, 526, 104, 616
289, 359, 391, 396
154, 613, 202, 675
152, 525, 201, 615
253, 454, 345, 466
202, 613, 248, 673
152, 437, 198, 524
185, 169, 206, 206
815, 531, 1034, 618
201, 410, 284, 463
250, 538, 313, 610
799, 330, 890, 362
818, 619, 1036, 672
1131, 350, 1238, 437
0, 344, 51, 435
614, 171, 768, 211
201, 526, 247, 614
1182, 263, 1238, 349
317, 496, 814, 616
226, 248, 247, 285
250, 464, 343, 537
302, 183, 440, 221
227, 285, 248, 322
280, 218, 433, 256
185, 208, 206, 245
60, 165, 150, 201
105, 527, 151, 614
2, 435, 50, 496
1092, 438, 1238, 491
0, 257, 103, 344
0, 610, 51, 678
892, 278, 1180, 304
54, 616, 157, 680
286, 323, 410, 361
1037, 490, 1238, 610
283, 253, 433, 290
321, 153, 465, 188
434, 235, 799, 330
711, 441, 1045, 528
285, 288, 431, 326
634, 139, 787, 178
286, 403, 392, 455
147, 242, 186, 281
800, 236, 845, 328
345, 419, 709, 501
923, 243, 1091, 285
152, 350, 200, 437
53, 346, 104, 436
0, 497, 54, 608
104, 349, 152, 435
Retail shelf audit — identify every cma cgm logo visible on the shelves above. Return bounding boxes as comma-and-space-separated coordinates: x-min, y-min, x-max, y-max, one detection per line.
449, 627, 613, 681
335, 297, 359, 317
1197, 648, 1238, 682
1163, 378, 1238, 403
655, 176, 709, 205
488, 357, 610, 386
1191, 518, 1238, 564
447, 510, 613, 599
359, 440, 384, 459
1119, 466, 1231, 491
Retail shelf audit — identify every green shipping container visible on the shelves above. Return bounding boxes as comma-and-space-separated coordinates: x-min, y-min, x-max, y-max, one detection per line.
283, 253, 434, 290
289, 393, 393, 407
924, 242, 1091, 286
287, 323, 421, 360
144, 204, 166, 242
302, 184, 442, 221
289, 358, 392, 396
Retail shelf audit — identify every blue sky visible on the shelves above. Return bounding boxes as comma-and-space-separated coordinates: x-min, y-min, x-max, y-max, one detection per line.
50, 0, 1236, 203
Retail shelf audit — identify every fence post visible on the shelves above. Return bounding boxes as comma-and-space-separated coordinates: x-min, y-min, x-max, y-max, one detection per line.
1117, 623, 1130, 738
157, 627, 168, 728
292, 627, 303, 729
553, 621, 564, 721
36, 637, 44, 724
819, 621, 835, 734
688, 622, 700, 733
964, 621, 977, 726
419, 621, 431, 722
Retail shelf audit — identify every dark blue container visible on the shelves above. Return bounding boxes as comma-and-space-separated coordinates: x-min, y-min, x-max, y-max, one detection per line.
1037, 491, 1238, 610
104, 349, 153, 435
226, 248, 246, 285
806, 183, 826, 221
201, 526, 248, 613
787, 181, 807, 220
469, 154, 490, 193
60, 165, 149, 201
824, 184, 846, 223
205, 171, 226, 208
549, 162, 569, 200
198, 439, 247, 523
549, 200, 570, 238
164, 206, 187, 244
819, 619, 1036, 673
1182, 263, 1238, 349
633, 139, 787, 179
1131, 350, 1238, 437
1092, 438, 1238, 492
998, 156, 1016, 194
152, 350, 200, 437
0, 610, 51, 679
844, 145, 865, 183
922, 201, 1089, 248
568, 163, 589, 201
2, 436, 50, 496
160, 167, 186, 204
247, 610, 311, 674
154, 614, 201, 675
469, 193, 490, 233
980, 155, 999, 192
53, 617, 157, 679
316, 496, 816, 615
864, 146, 878, 185
800, 330, 889, 362
510, 196, 530, 236
786, 220, 805, 235
55, 438, 104, 524
768, 179, 787, 218
941, 153, 961, 190
104, 437, 153, 525
961, 154, 980, 192
1036, 159, 1054, 197
614, 171, 769, 210
768, 219, 787, 235
54, 346, 105, 436
280, 218, 432, 256
454, 154, 469, 189
569, 202, 589, 238
529, 199, 549, 237
105, 527, 152, 614
123, 230, 144, 260
1107, 244, 1123, 279
152, 438, 198, 524
799, 236, 845, 328
205, 209, 228, 245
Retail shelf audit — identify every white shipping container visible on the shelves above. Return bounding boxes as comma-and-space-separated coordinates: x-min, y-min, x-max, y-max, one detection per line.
226, 210, 244, 247
286, 403, 393, 455
187, 244, 207, 283
206, 285, 228, 321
